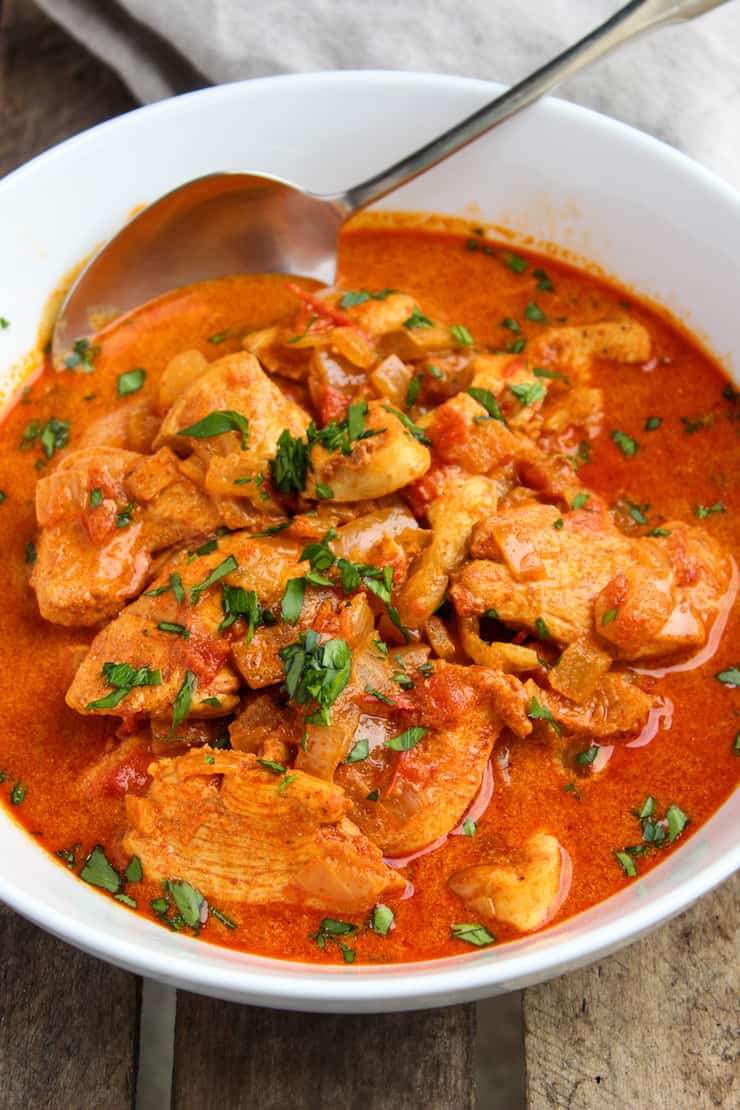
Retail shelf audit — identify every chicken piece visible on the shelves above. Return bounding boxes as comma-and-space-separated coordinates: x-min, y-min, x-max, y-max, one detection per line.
156, 351, 311, 498
76, 400, 161, 454
451, 501, 731, 661
342, 292, 417, 337
528, 320, 651, 375
32, 446, 221, 626
397, 476, 496, 629
229, 693, 300, 765
449, 832, 568, 933
306, 400, 430, 501
66, 531, 304, 717
336, 663, 531, 856
123, 748, 405, 912
527, 674, 654, 738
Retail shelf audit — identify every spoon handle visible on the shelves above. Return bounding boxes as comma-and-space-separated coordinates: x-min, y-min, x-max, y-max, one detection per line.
340, 0, 732, 213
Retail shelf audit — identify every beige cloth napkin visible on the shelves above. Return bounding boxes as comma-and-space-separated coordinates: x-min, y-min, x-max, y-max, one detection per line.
36, 0, 740, 187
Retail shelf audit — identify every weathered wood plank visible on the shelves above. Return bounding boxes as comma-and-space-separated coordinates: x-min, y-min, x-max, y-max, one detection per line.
0, 0, 136, 178
523, 874, 739, 1110
172, 995, 477, 1110
0, 903, 141, 1110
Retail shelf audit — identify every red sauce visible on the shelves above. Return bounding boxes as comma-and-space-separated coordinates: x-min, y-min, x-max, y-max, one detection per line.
0, 226, 737, 965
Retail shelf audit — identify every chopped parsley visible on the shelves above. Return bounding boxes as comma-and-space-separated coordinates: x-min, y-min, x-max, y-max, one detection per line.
10, 781, 26, 806
157, 621, 190, 639
345, 738, 370, 764
125, 856, 143, 884
451, 923, 496, 947
171, 670, 196, 733
533, 267, 554, 291
287, 313, 318, 344
533, 366, 571, 387
281, 577, 306, 625
81, 845, 121, 893
645, 416, 662, 431
365, 685, 395, 707
611, 429, 639, 457
339, 288, 395, 308
509, 380, 547, 406
280, 630, 352, 727
64, 337, 99, 373
715, 666, 740, 687
86, 661, 163, 710
219, 584, 269, 641
145, 571, 185, 602
403, 307, 434, 329
117, 368, 146, 397
694, 502, 726, 519
614, 850, 637, 878
502, 251, 528, 274
524, 301, 547, 323
371, 904, 395, 936
115, 502, 135, 529
450, 324, 474, 347
311, 917, 358, 962
167, 879, 207, 929
681, 412, 715, 435
177, 410, 249, 450
190, 554, 238, 604
571, 492, 590, 510
462, 817, 477, 837
528, 696, 562, 736
0, 317, 9, 329
406, 374, 423, 408
534, 617, 551, 640
467, 387, 504, 422
385, 726, 428, 752
382, 404, 431, 445
601, 608, 618, 627
89, 488, 103, 509
500, 317, 520, 333
576, 746, 599, 766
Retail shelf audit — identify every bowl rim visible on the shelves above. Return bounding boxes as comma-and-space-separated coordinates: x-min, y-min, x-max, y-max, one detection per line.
1, 68, 738, 1010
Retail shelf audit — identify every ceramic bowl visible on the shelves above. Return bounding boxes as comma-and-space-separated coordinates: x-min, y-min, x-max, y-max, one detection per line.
0, 71, 737, 1012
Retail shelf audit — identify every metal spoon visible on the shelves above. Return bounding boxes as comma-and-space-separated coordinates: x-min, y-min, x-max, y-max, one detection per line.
52, 0, 730, 365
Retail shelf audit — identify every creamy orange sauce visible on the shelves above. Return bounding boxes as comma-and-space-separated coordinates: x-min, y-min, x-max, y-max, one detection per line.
0, 226, 737, 964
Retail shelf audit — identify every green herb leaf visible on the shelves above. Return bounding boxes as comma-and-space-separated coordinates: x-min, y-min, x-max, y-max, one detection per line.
280, 631, 352, 726
502, 251, 528, 274
553, 518, 564, 530
366, 789, 379, 802
462, 817, 477, 837
694, 502, 726, 519
89, 487, 103, 509
25, 540, 37, 565
64, 337, 99, 373
601, 608, 618, 627
528, 696, 562, 736
385, 726, 428, 752
467, 387, 504, 422
86, 661, 163, 710
39, 417, 70, 459
534, 617, 551, 640
666, 803, 689, 842
339, 288, 395, 308
365, 685, 395, 706
346, 738, 370, 764
451, 922, 496, 947
403, 307, 434, 329
638, 795, 656, 819
533, 366, 571, 387
576, 746, 599, 765
10, 781, 26, 805
500, 317, 520, 333
509, 380, 547, 406
645, 416, 662, 431
272, 428, 310, 493
715, 666, 740, 687
170, 670, 195, 734
219, 584, 266, 641
257, 759, 287, 775
611, 429, 639, 457
405, 374, 422, 408
177, 410, 249, 450
614, 850, 638, 878
571, 493, 590, 510
115, 501, 135, 529
114, 893, 137, 908
211, 907, 238, 929
382, 404, 431, 445
117, 368, 146, 397
371, 904, 395, 936
287, 313, 318, 344
166, 879, 206, 928
125, 856, 143, 884
81, 845, 121, 893
450, 324, 474, 347
190, 555, 238, 605
281, 577, 306, 625
524, 301, 547, 323
533, 267, 554, 291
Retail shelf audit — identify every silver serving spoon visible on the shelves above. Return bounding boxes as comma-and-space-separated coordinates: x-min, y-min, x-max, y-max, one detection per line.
52, 0, 730, 365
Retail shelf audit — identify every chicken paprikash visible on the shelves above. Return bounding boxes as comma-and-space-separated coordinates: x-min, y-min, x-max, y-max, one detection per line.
0, 221, 737, 963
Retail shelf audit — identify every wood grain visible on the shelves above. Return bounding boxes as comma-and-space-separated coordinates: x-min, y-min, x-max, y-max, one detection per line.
523, 873, 739, 1110
0, 0, 136, 178
172, 995, 477, 1110
0, 903, 141, 1110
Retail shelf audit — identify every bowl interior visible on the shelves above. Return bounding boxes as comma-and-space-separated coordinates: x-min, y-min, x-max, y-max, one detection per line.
0, 71, 738, 1011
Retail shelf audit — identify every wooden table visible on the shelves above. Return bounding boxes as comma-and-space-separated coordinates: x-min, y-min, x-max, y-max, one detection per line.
1, 4, 737, 1106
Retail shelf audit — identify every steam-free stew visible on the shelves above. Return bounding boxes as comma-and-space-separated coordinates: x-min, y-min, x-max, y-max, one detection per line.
0, 220, 737, 963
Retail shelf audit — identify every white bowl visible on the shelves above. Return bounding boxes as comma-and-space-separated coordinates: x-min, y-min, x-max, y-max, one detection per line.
0, 71, 738, 1013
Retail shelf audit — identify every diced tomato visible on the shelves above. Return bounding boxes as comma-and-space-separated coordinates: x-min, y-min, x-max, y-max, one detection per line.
404, 464, 462, 518
319, 384, 349, 425
186, 633, 231, 684
100, 744, 152, 795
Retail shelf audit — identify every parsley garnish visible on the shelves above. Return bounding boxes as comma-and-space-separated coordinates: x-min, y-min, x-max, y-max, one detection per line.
371, 904, 394, 936
177, 410, 249, 450
403, 307, 434, 329
157, 621, 190, 639
451, 923, 496, 947
117, 368, 146, 397
528, 696, 562, 736
345, 738, 370, 764
576, 746, 599, 765
81, 845, 121, 893
281, 577, 306, 625
190, 554, 238, 604
64, 337, 99, 373
115, 501, 135, 529
171, 670, 195, 733
220, 584, 268, 641
382, 404, 431, 445
571, 492, 590, 510
509, 380, 546, 406
645, 416, 662, 431
89, 488, 103, 509
450, 324, 474, 347
339, 288, 395, 308
280, 630, 352, 727
611, 429, 639, 457
467, 387, 504, 422
502, 251, 528, 274
601, 608, 618, 627
534, 617, 551, 640
533, 366, 571, 387
694, 502, 726, 519
533, 267, 553, 291
10, 781, 26, 806
716, 666, 740, 687
86, 661, 163, 710
524, 301, 547, 323
311, 917, 358, 961
462, 817, 477, 837
385, 726, 428, 752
